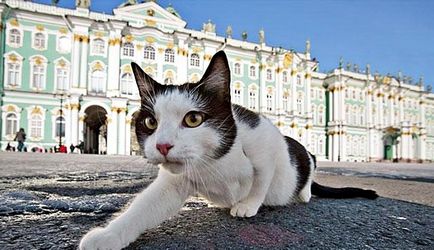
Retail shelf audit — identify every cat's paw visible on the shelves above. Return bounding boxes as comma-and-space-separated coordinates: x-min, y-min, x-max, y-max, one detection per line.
230, 202, 260, 218
79, 227, 124, 250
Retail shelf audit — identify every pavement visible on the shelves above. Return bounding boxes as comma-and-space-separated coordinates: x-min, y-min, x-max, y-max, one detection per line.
0, 152, 433, 249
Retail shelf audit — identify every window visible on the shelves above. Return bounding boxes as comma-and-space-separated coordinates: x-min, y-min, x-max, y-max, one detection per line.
56, 68, 69, 91
164, 49, 175, 63
310, 89, 315, 99
248, 87, 257, 110
190, 53, 200, 67
57, 36, 70, 52
360, 107, 365, 125
311, 105, 317, 124
297, 75, 302, 86
266, 69, 272, 81
30, 114, 43, 138
92, 39, 105, 55
33, 33, 46, 49
144, 46, 155, 60
90, 70, 105, 93
266, 94, 273, 111
233, 89, 242, 105
352, 106, 358, 125
121, 73, 135, 95
6, 113, 18, 136
318, 106, 324, 125
318, 137, 324, 155
346, 135, 352, 156
164, 77, 173, 84
249, 66, 256, 78
345, 106, 351, 124
318, 89, 324, 100
297, 92, 303, 114
282, 71, 288, 82
122, 43, 134, 57
55, 117, 65, 137
310, 134, 317, 154
9, 29, 21, 46
7, 62, 20, 86
32, 64, 45, 89
234, 63, 241, 75
352, 90, 356, 99
282, 91, 289, 112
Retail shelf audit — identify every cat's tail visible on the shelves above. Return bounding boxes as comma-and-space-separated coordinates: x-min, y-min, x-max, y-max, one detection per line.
311, 182, 379, 200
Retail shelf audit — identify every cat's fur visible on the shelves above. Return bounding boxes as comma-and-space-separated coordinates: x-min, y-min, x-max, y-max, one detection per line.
80, 51, 377, 250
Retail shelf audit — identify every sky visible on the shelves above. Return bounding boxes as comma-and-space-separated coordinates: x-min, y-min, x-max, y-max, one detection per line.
35, 0, 434, 91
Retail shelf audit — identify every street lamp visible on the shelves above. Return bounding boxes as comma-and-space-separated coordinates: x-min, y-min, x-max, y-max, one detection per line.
54, 92, 67, 151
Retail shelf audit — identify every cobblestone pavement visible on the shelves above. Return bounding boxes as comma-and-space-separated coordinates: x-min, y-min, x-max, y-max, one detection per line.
0, 152, 433, 249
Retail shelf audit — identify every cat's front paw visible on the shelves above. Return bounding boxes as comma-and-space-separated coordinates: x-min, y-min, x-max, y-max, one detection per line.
230, 202, 260, 218
79, 227, 124, 250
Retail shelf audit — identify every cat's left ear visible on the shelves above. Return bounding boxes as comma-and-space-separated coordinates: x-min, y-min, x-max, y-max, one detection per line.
131, 62, 160, 98
198, 50, 231, 102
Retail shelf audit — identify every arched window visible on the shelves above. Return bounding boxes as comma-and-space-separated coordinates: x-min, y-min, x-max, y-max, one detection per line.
6, 113, 18, 136
234, 63, 241, 75
164, 48, 175, 63
248, 85, 258, 110
57, 36, 70, 52
122, 42, 134, 57
232, 83, 242, 105
266, 87, 274, 111
297, 75, 302, 86
30, 114, 43, 138
121, 73, 134, 95
144, 46, 155, 60
7, 62, 21, 86
164, 77, 173, 84
266, 69, 272, 81
56, 67, 69, 91
90, 70, 105, 93
34, 33, 46, 49
55, 116, 65, 137
345, 106, 351, 124
296, 92, 303, 114
9, 29, 21, 46
282, 71, 288, 82
318, 105, 325, 125
190, 53, 200, 67
360, 107, 365, 125
249, 66, 256, 78
310, 134, 317, 154
32, 64, 45, 89
92, 39, 105, 55
311, 104, 317, 124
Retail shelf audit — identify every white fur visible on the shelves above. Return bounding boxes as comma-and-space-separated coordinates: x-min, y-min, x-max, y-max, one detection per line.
79, 91, 314, 250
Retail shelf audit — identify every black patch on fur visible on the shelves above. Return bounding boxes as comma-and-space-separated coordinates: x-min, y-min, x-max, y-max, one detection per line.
311, 182, 379, 199
284, 136, 311, 193
232, 104, 260, 129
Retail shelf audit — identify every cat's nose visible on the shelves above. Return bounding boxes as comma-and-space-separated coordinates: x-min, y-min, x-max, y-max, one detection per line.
156, 143, 174, 156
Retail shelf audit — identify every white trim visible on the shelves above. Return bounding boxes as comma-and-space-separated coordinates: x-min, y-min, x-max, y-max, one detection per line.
26, 105, 46, 141
3, 51, 24, 88
90, 37, 108, 57
31, 30, 48, 51
53, 57, 71, 92
29, 55, 48, 90
56, 34, 72, 54
121, 41, 136, 59
88, 60, 107, 94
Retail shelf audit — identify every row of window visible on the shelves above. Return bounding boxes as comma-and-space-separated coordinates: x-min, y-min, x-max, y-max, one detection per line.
346, 135, 367, 157
8, 28, 71, 52
4, 113, 64, 139
309, 135, 326, 155
233, 63, 302, 84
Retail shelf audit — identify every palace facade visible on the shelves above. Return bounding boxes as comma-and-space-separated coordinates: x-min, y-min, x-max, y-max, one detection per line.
1, 0, 433, 161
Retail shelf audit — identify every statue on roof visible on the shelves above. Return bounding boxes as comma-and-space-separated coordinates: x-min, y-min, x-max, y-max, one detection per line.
118, 0, 137, 8
166, 4, 182, 19
366, 64, 370, 75
346, 62, 351, 71
242, 31, 248, 41
202, 19, 216, 33
259, 28, 265, 44
76, 0, 90, 9
226, 25, 233, 39
305, 39, 311, 54
338, 57, 343, 69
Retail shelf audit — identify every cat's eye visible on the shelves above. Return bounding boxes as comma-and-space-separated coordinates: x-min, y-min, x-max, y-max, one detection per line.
144, 116, 158, 130
183, 111, 205, 128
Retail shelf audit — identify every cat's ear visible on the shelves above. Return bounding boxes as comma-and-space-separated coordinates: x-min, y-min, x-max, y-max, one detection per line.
198, 50, 231, 102
131, 62, 160, 98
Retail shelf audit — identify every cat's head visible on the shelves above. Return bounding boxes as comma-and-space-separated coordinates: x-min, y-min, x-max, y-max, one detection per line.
131, 51, 236, 174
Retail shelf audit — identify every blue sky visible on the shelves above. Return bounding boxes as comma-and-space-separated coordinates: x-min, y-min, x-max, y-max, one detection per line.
35, 0, 434, 91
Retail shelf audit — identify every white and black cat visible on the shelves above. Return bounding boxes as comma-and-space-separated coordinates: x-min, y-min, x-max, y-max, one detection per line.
80, 51, 377, 250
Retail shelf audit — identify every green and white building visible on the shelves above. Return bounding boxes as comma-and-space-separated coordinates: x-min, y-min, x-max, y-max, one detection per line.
1, 0, 433, 161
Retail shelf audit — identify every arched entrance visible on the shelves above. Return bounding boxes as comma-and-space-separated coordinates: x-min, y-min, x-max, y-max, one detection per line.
83, 105, 107, 154
383, 127, 400, 161
130, 111, 142, 155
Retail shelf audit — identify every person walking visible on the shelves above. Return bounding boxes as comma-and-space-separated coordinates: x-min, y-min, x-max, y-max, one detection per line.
14, 128, 26, 152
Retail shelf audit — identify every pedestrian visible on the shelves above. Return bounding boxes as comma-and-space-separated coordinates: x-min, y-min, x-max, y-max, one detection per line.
70, 144, 75, 153
5, 142, 12, 151
14, 128, 26, 152
77, 141, 84, 154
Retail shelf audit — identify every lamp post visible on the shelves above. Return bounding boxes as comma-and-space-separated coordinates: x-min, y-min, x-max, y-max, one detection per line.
54, 92, 67, 151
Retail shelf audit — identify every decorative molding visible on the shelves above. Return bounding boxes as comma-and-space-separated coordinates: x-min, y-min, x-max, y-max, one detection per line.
203, 54, 212, 61
109, 38, 121, 46
291, 69, 297, 76
145, 36, 156, 44
145, 19, 156, 26
9, 18, 19, 27
36, 24, 45, 31
125, 34, 134, 43
59, 27, 68, 34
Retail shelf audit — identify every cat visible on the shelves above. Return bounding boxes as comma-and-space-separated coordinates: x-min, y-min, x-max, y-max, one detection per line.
79, 51, 378, 250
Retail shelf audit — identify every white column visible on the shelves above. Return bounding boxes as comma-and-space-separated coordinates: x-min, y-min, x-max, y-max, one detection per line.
107, 34, 121, 97
399, 97, 404, 123
70, 104, 79, 145
79, 35, 89, 89
259, 62, 267, 113
157, 48, 164, 82
378, 94, 383, 127
106, 109, 118, 155
305, 70, 312, 117
333, 88, 338, 121
333, 131, 339, 161
118, 108, 126, 155
176, 37, 188, 83
125, 119, 132, 155
328, 133, 334, 161
367, 91, 372, 125
389, 95, 394, 126
78, 114, 85, 143
291, 68, 297, 113
71, 36, 81, 88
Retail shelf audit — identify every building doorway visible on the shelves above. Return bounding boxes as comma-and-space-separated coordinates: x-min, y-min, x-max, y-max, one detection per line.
83, 105, 107, 154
